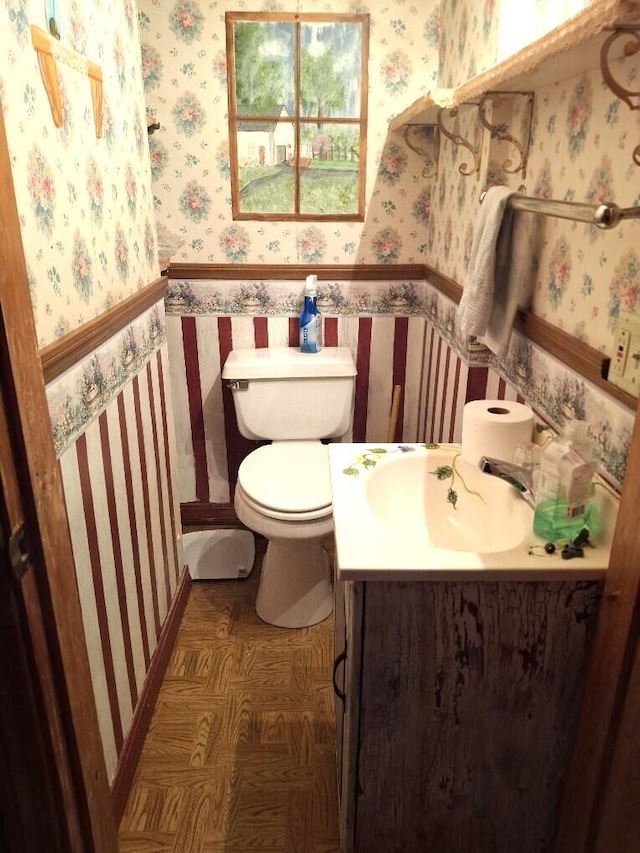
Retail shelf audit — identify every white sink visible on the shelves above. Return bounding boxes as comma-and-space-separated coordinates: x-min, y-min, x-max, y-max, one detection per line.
363, 449, 531, 553
328, 443, 615, 581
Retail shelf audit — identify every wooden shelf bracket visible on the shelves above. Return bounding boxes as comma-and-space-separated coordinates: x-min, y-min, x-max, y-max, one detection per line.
30, 25, 103, 138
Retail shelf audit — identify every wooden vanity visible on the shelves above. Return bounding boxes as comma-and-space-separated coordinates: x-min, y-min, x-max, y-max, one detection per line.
333, 575, 602, 853
327, 442, 617, 851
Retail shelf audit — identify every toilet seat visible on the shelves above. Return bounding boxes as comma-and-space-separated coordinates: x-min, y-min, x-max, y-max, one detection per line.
237, 442, 333, 520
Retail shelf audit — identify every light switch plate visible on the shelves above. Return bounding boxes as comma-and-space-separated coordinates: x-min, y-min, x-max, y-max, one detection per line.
609, 311, 640, 398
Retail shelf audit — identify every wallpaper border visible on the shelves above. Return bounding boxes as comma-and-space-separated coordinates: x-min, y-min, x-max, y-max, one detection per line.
163, 271, 633, 488
46, 300, 167, 457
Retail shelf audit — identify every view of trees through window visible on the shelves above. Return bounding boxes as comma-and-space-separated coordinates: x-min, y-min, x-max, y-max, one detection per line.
226, 13, 369, 220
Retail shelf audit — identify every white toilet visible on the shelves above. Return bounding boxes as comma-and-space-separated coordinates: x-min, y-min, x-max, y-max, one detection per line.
222, 346, 357, 628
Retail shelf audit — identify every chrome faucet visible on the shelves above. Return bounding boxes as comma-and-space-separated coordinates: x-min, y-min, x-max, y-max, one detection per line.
477, 456, 536, 509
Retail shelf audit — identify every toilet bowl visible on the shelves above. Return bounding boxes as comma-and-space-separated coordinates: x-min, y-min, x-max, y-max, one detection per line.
234, 441, 334, 628
222, 346, 357, 629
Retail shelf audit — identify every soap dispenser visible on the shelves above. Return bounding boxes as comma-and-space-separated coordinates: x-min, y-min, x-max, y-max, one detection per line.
532, 418, 597, 542
299, 274, 323, 353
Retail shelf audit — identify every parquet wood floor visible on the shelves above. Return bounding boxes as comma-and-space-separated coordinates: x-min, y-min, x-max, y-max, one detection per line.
118, 543, 341, 853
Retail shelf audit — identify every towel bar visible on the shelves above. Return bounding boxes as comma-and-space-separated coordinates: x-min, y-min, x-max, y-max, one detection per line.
479, 189, 640, 230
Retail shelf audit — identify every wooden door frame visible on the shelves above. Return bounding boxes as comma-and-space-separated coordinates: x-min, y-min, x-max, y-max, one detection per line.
0, 107, 117, 850
556, 397, 640, 851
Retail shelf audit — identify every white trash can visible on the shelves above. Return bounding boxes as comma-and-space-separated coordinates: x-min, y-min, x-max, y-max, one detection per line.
183, 529, 255, 580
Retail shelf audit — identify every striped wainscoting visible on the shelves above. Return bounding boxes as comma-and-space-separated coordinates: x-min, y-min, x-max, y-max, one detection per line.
59, 346, 183, 780
421, 322, 526, 444
166, 313, 427, 515
421, 321, 470, 445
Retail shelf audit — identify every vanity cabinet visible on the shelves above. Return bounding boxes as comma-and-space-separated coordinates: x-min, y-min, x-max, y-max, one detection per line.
334, 577, 602, 853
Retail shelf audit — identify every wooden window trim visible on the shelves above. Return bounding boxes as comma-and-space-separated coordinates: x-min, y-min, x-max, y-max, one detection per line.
225, 11, 369, 222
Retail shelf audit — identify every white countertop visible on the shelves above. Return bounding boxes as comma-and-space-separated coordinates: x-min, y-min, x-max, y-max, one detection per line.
328, 443, 617, 582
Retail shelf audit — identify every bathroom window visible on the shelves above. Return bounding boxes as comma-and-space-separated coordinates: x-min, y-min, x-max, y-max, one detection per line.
226, 12, 369, 221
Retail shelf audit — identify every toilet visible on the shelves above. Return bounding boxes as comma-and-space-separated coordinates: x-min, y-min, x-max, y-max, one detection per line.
222, 346, 357, 628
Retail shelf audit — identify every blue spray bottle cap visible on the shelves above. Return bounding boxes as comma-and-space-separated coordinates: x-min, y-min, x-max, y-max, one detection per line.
305, 274, 317, 296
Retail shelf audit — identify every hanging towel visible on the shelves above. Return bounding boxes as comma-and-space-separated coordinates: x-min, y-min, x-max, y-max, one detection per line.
457, 185, 517, 348
482, 210, 532, 357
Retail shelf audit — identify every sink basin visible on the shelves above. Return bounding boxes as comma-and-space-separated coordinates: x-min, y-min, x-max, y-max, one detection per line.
328, 443, 614, 581
364, 448, 531, 553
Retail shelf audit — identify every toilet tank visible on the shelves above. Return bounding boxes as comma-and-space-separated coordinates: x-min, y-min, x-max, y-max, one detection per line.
222, 347, 357, 440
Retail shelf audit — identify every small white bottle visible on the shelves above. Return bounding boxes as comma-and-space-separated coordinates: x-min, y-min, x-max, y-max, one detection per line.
299, 274, 323, 354
532, 419, 597, 542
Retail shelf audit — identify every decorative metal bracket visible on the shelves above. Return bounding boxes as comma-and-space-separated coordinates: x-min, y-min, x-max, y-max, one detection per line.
477, 91, 534, 178
437, 105, 481, 178
402, 125, 440, 179
600, 26, 640, 166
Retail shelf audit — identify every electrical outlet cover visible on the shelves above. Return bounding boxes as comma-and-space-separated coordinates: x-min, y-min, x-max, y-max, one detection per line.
609, 312, 640, 398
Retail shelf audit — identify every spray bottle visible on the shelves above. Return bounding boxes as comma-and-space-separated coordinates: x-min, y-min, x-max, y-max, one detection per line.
299, 274, 323, 353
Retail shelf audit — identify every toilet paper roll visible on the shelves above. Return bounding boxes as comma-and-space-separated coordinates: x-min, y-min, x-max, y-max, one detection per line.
460, 399, 534, 466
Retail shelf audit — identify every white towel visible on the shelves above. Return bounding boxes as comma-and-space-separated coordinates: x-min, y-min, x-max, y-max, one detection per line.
482, 206, 538, 357
458, 186, 517, 350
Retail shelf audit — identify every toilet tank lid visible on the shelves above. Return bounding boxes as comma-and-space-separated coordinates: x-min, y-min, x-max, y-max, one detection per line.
222, 346, 357, 379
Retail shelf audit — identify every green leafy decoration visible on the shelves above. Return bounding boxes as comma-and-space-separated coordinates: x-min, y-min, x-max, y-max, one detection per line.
428, 453, 485, 512
343, 444, 486, 515
431, 465, 453, 481
342, 443, 441, 478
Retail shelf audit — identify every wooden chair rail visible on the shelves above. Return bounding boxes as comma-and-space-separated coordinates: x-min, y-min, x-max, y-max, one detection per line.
41, 263, 635, 412
424, 265, 635, 411
39, 277, 167, 384
167, 263, 425, 281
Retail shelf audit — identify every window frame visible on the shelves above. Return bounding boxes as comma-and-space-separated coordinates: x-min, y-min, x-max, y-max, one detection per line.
225, 11, 370, 222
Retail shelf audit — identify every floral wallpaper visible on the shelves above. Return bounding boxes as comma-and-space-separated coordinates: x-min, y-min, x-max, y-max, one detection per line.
525, 65, 640, 354
424, 0, 639, 487
0, 0, 160, 348
432, 0, 640, 358
137, 0, 441, 266
139, 0, 639, 355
